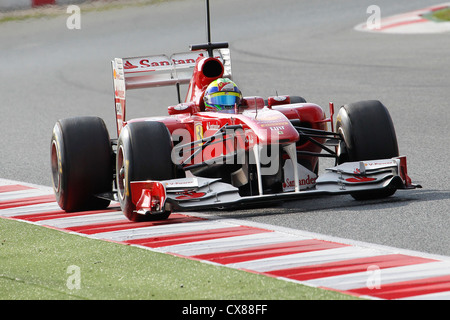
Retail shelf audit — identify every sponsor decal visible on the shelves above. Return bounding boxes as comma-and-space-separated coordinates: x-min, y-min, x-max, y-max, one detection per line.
175, 190, 207, 200
165, 179, 200, 188
345, 177, 377, 183
282, 160, 317, 191
260, 121, 290, 127
124, 61, 138, 69
123, 53, 220, 73
139, 59, 170, 68
364, 160, 397, 167
283, 175, 317, 190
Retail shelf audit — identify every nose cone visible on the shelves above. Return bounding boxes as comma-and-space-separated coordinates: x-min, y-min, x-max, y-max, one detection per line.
243, 109, 299, 145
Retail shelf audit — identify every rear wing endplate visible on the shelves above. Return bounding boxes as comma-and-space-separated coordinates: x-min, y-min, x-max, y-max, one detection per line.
112, 48, 231, 135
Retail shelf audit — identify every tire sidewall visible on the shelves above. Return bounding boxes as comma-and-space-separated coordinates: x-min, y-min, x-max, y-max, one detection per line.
51, 122, 68, 209
116, 125, 134, 220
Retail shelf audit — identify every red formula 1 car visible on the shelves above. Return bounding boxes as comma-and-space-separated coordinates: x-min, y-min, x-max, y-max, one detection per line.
50, 1, 420, 221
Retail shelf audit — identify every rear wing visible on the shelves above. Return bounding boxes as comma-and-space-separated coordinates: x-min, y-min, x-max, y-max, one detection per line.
112, 48, 231, 135
113, 49, 231, 90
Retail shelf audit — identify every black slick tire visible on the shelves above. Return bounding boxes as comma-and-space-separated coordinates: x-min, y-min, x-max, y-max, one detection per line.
336, 100, 399, 200
51, 116, 113, 211
116, 121, 175, 221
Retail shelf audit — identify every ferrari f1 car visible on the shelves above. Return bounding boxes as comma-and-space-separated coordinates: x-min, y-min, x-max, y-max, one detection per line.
50, 1, 420, 221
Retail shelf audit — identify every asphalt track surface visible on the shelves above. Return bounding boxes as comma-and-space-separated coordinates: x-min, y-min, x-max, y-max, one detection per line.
0, 0, 449, 258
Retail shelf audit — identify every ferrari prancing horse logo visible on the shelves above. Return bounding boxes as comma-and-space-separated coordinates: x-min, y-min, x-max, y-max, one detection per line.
195, 122, 203, 142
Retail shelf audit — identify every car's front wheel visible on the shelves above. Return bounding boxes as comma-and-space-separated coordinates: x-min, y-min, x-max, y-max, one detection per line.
116, 121, 175, 221
336, 100, 399, 200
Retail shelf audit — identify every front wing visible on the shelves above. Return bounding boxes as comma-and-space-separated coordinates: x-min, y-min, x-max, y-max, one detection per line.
128, 156, 421, 215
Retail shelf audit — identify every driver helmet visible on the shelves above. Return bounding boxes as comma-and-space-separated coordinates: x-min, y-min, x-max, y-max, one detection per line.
204, 78, 242, 114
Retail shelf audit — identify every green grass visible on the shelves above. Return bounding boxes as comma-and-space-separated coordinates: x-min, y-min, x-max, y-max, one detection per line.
0, 218, 358, 300
432, 8, 450, 21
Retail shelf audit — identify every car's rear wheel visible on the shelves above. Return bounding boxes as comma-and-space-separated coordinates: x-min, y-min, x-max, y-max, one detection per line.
290, 96, 307, 103
116, 121, 175, 221
51, 116, 113, 211
336, 100, 399, 200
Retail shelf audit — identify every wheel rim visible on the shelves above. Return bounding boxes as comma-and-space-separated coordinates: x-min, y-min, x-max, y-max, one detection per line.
51, 140, 61, 193
117, 145, 126, 201
336, 127, 349, 164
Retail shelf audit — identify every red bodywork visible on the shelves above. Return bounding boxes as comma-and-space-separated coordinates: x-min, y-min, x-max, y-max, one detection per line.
111, 49, 337, 217
121, 54, 331, 173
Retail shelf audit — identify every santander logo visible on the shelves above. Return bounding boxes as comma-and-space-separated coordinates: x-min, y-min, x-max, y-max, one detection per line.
124, 61, 138, 69
283, 175, 317, 189
282, 160, 317, 191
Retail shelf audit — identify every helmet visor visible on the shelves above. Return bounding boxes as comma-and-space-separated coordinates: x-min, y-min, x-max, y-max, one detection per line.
206, 92, 241, 107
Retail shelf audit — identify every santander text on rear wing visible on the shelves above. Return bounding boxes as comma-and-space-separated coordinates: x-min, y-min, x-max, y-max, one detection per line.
112, 49, 231, 135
